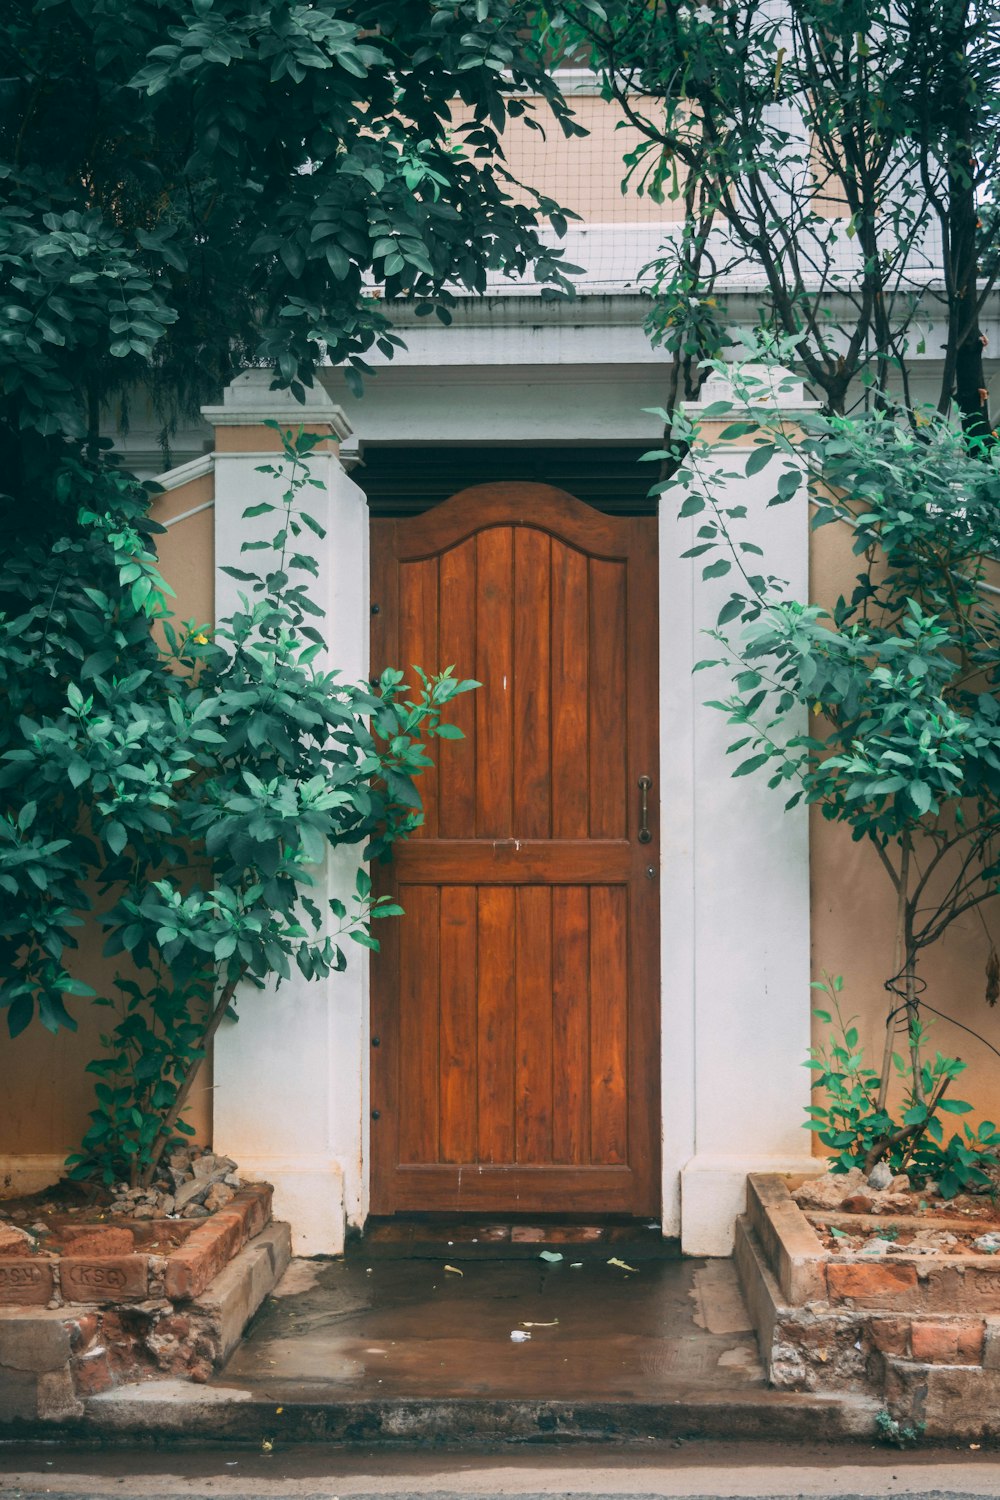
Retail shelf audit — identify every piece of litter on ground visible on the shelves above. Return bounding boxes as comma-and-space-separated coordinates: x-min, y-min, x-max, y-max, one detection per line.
607, 1256, 638, 1272
570, 1262, 583, 1268
539, 1250, 564, 1263
521, 1319, 559, 1327
510, 1329, 532, 1342
444, 1264, 464, 1275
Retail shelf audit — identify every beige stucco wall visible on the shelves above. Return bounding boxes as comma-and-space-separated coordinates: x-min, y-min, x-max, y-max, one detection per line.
460, 92, 684, 225
809, 517, 1000, 1143
0, 472, 217, 1185
153, 472, 215, 631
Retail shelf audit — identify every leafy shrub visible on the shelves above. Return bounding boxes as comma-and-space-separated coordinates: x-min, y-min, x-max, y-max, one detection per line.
807, 975, 1000, 1197
0, 425, 474, 1185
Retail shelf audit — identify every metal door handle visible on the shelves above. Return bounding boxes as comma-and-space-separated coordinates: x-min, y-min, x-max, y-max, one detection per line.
638, 775, 653, 844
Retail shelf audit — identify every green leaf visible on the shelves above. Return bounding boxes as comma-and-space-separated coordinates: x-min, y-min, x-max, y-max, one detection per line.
744, 444, 775, 477
733, 753, 771, 776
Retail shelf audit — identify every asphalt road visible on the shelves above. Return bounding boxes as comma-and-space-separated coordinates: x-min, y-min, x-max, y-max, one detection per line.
4, 1442, 1000, 1500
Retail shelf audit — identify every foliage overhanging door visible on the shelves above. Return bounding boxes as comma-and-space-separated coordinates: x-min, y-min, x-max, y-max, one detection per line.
370, 483, 660, 1215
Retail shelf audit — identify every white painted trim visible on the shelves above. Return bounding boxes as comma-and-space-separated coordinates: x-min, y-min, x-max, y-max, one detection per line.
161, 499, 215, 529
154, 453, 215, 491
681, 1153, 818, 1256
223, 1155, 347, 1258
199, 407, 354, 440
201, 371, 354, 440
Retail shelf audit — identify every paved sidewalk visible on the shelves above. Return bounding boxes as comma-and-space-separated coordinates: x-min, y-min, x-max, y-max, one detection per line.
221, 1252, 763, 1401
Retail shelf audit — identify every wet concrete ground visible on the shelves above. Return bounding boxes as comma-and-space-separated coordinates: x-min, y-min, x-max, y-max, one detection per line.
216, 1253, 764, 1404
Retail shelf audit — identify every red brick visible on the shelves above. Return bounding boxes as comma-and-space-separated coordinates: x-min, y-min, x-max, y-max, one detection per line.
0, 1224, 34, 1257
58, 1227, 134, 1258
912, 1318, 985, 1365
826, 1261, 918, 1302
73, 1346, 114, 1396
60, 1255, 149, 1303
0, 1258, 55, 1305
868, 1317, 910, 1356
164, 1211, 242, 1301
233, 1184, 272, 1241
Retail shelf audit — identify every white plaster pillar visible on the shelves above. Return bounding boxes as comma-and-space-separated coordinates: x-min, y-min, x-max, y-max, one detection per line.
660, 375, 819, 1255
204, 372, 370, 1256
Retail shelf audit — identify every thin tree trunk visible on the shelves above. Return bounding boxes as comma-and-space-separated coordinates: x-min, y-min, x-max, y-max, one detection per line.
938, 1, 991, 441
139, 968, 247, 1187
877, 836, 910, 1112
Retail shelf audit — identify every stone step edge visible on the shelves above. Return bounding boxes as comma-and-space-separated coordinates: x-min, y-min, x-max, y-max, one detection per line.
0, 1222, 291, 1426
13, 1387, 882, 1446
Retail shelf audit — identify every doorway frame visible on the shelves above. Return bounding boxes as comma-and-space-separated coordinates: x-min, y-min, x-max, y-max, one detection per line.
208, 363, 816, 1259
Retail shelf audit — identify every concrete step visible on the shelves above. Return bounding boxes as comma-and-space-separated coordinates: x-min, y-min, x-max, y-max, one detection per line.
70, 1382, 881, 1446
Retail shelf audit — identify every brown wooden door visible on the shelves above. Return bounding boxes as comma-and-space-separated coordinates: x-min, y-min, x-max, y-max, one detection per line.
369, 483, 659, 1216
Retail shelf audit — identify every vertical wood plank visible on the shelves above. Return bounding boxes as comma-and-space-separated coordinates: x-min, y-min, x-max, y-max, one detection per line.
399, 557, 440, 838
552, 886, 590, 1164
438, 886, 478, 1163
477, 885, 516, 1164
589, 559, 627, 840
513, 529, 551, 838
438, 540, 477, 840
476, 530, 513, 837
589, 885, 628, 1166
397, 885, 440, 1164
515, 885, 553, 1164
551, 541, 589, 838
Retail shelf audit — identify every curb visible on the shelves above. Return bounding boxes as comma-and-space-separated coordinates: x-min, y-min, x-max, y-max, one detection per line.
0, 1388, 881, 1447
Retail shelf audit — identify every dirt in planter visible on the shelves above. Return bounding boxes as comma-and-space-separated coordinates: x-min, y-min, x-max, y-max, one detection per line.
0, 1149, 249, 1260
793, 1168, 1000, 1258
811, 1221, 1000, 1256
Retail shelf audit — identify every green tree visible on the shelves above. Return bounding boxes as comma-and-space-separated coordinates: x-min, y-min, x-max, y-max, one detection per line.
1, 0, 580, 522
549, 0, 1000, 437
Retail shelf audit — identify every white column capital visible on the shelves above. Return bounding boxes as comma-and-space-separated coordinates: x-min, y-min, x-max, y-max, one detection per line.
201, 369, 353, 443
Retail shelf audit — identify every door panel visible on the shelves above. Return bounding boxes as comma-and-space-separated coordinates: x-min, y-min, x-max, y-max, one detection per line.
370, 483, 659, 1215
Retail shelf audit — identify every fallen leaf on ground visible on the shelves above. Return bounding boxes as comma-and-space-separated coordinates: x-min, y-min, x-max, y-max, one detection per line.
607, 1257, 638, 1272
444, 1264, 464, 1275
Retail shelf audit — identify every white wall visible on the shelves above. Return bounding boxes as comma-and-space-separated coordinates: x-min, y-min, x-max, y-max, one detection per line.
660, 400, 816, 1255
206, 375, 371, 1256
